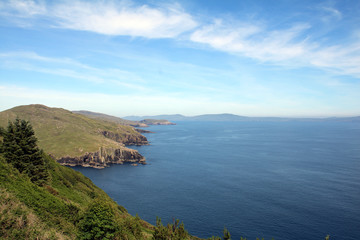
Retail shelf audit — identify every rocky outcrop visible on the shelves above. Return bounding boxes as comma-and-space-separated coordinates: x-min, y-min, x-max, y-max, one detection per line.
129, 122, 149, 127
57, 147, 146, 169
139, 119, 176, 125
101, 130, 149, 145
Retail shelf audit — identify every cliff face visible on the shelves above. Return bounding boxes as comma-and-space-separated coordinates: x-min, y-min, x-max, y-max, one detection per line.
101, 130, 149, 145
57, 147, 146, 169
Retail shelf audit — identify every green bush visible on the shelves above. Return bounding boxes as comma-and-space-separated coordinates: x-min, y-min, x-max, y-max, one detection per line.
77, 199, 117, 240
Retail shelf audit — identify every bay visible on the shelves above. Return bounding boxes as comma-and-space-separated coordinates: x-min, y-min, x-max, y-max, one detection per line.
72, 121, 360, 240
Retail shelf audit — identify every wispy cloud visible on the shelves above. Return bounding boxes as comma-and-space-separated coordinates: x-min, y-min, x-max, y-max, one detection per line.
322, 6, 342, 20
309, 42, 360, 76
0, 51, 147, 91
0, 0, 198, 38
190, 18, 360, 78
191, 20, 311, 63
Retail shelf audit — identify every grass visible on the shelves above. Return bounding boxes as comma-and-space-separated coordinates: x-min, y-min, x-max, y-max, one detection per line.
0, 104, 147, 158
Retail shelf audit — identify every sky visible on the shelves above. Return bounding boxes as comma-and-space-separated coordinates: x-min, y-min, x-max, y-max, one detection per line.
0, 0, 359, 117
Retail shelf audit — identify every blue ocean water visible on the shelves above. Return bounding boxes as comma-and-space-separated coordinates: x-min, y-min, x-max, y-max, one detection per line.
72, 121, 360, 240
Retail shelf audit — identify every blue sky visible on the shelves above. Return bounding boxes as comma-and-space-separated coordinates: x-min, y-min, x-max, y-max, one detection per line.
0, 0, 359, 117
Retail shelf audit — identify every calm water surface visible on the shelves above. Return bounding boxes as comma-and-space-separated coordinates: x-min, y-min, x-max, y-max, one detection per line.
72, 121, 360, 240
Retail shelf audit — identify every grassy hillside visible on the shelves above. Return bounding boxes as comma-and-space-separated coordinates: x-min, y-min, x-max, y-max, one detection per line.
0, 104, 147, 158
0, 153, 155, 239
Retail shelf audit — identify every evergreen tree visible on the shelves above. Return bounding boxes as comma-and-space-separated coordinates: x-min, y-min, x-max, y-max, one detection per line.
2, 118, 48, 185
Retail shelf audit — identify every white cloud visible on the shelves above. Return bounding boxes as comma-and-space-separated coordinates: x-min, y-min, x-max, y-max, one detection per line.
0, 0, 198, 38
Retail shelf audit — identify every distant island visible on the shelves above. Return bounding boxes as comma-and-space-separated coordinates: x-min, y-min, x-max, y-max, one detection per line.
139, 119, 176, 126
124, 113, 360, 122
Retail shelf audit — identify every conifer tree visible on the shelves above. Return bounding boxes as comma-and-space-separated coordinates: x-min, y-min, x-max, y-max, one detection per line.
2, 118, 48, 185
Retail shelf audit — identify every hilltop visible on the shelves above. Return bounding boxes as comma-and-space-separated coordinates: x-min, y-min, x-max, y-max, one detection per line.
0, 104, 148, 168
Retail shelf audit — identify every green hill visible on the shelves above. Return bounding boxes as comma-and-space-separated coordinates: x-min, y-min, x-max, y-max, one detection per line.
0, 105, 148, 168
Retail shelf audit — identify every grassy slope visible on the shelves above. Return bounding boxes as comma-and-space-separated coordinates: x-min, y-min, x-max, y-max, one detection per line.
0, 154, 154, 239
0, 104, 146, 158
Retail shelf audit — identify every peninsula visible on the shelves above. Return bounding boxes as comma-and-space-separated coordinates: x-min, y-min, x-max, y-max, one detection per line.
0, 104, 149, 168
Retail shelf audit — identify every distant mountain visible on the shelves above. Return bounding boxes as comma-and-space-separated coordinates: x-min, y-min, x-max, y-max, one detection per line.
124, 114, 187, 121
124, 113, 360, 122
0, 104, 148, 168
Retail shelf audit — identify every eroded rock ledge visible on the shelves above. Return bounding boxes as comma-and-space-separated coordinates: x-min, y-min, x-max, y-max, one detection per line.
57, 147, 146, 169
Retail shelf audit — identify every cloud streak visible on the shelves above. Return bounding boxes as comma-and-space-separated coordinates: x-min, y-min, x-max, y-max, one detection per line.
0, 51, 147, 91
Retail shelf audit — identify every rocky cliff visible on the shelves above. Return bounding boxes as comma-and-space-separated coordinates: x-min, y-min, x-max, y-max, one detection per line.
56, 146, 146, 169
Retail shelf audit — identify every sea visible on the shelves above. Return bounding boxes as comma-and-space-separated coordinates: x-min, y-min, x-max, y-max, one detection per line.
72, 121, 360, 240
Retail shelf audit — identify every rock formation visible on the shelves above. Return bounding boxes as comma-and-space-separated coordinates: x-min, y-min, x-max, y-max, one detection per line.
57, 146, 146, 169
